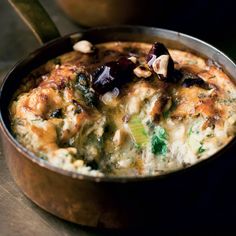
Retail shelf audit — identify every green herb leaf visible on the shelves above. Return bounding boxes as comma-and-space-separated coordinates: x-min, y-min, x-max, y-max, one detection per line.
188, 125, 194, 136
163, 110, 170, 119
151, 126, 168, 156
197, 145, 206, 154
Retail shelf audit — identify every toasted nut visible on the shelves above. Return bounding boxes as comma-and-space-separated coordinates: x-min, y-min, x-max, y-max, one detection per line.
152, 55, 169, 77
73, 40, 94, 53
128, 56, 137, 64
133, 65, 152, 78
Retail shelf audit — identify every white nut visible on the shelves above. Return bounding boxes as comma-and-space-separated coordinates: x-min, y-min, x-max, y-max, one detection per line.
152, 55, 169, 77
128, 56, 137, 64
73, 40, 94, 53
133, 65, 152, 78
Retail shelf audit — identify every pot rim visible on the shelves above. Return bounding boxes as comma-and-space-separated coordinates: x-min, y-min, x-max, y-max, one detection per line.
1, 25, 236, 183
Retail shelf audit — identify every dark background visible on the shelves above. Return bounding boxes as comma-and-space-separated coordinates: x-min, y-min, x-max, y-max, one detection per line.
0, 0, 236, 235
1, 0, 236, 66
146, 0, 236, 59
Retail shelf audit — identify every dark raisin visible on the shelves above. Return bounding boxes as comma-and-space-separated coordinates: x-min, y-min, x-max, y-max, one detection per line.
87, 160, 99, 170
92, 57, 136, 94
170, 69, 183, 83
181, 77, 211, 90
50, 109, 62, 118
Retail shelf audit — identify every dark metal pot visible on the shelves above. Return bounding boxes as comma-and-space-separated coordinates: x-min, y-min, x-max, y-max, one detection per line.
56, 0, 176, 27
1, 0, 236, 230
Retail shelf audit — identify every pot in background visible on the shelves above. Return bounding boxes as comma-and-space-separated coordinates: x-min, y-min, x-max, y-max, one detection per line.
56, 0, 171, 27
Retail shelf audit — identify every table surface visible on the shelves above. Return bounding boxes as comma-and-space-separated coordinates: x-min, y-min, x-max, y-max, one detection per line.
1, 1, 236, 235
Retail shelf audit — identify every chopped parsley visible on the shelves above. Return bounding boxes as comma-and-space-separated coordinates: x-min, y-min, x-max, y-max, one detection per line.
151, 126, 168, 156
197, 145, 206, 154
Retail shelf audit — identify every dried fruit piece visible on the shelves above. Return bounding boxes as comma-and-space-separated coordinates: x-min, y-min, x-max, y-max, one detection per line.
182, 78, 211, 90
50, 108, 62, 118
92, 57, 136, 94
181, 71, 211, 90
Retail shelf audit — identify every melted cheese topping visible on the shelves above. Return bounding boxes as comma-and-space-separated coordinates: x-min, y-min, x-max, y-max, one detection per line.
9, 42, 236, 176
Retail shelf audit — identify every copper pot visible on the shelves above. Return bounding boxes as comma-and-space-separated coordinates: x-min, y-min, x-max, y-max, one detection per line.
2, 0, 236, 230
56, 0, 153, 27
56, 0, 182, 27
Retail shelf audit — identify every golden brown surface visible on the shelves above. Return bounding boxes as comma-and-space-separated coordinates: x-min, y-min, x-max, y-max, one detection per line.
9, 42, 236, 176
